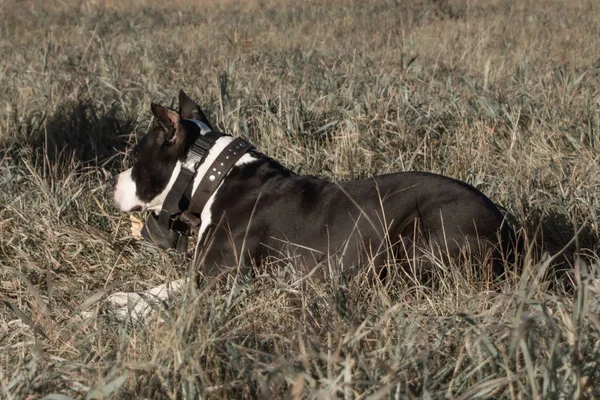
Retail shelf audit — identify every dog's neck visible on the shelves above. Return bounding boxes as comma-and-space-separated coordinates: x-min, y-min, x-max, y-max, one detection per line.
182, 121, 258, 197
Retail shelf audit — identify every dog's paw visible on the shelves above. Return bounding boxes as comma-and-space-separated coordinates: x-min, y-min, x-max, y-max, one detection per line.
104, 291, 163, 322
102, 279, 187, 323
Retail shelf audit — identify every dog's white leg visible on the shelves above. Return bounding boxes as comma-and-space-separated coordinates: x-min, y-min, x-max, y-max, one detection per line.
105, 279, 187, 322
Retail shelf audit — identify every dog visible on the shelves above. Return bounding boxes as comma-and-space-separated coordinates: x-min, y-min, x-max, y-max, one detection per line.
106, 90, 518, 321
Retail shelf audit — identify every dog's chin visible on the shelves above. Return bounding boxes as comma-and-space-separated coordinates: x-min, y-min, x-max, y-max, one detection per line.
116, 203, 145, 213
113, 195, 146, 213
115, 197, 164, 213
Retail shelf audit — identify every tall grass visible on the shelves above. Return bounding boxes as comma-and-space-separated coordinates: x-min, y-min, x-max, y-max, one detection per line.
1, 0, 600, 397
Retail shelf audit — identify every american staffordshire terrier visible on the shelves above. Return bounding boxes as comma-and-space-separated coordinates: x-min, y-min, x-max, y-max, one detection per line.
106, 90, 518, 320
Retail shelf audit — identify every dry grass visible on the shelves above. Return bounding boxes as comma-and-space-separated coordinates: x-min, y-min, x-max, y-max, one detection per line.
1, 0, 600, 398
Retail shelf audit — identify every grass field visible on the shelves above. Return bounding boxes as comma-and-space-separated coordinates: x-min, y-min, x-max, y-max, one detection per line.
1, 0, 600, 398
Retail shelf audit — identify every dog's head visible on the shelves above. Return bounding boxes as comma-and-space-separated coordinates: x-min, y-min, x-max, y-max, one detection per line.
112, 90, 213, 212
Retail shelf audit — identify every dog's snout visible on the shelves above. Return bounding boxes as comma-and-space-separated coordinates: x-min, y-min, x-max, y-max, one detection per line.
110, 175, 118, 189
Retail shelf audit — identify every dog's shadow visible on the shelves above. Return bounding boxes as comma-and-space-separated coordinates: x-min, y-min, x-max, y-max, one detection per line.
3, 100, 137, 172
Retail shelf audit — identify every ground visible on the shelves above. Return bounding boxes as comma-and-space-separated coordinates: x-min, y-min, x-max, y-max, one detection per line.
1, 0, 600, 398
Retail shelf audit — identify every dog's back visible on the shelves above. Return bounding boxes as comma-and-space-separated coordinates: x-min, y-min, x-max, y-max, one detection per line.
201, 155, 518, 278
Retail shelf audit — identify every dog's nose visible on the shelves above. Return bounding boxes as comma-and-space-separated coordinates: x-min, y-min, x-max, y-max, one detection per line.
110, 175, 118, 189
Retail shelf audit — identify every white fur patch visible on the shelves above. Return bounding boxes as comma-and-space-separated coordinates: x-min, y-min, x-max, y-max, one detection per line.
113, 168, 139, 212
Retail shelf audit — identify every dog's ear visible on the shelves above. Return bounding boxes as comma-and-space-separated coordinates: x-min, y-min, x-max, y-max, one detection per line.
179, 89, 213, 130
150, 103, 185, 146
